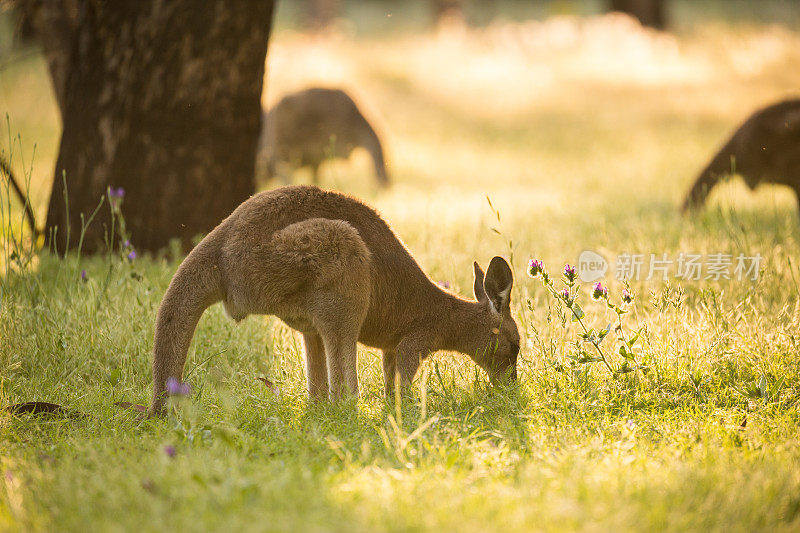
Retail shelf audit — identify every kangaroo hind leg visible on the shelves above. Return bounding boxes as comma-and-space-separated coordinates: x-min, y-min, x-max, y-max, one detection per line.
312, 280, 370, 400
303, 332, 329, 401
382, 349, 397, 395
269, 217, 372, 400
319, 329, 360, 400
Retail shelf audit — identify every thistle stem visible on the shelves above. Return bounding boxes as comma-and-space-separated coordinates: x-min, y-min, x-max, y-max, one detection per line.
542, 278, 616, 376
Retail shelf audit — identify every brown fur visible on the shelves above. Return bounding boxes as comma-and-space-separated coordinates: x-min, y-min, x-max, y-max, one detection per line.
149, 185, 519, 414
256, 87, 389, 188
682, 98, 800, 212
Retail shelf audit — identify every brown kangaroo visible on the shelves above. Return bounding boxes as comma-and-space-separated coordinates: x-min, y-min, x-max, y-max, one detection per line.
256, 87, 390, 188
681, 98, 800, 212
149, 185, 519, 415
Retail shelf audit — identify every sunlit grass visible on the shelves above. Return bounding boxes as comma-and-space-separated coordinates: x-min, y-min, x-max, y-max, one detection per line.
2, 9, 800, 532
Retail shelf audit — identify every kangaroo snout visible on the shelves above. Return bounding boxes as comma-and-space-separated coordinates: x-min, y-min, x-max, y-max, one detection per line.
488, 362, 517, 385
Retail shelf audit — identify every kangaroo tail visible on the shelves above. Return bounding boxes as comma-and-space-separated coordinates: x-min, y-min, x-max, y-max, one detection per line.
682, 134, 740, 212
357, 115, 390, 187
150, 237, 224, 415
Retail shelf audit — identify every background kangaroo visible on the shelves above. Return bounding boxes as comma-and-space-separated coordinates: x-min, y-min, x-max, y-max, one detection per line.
149, 185, 518, 415
256, 87, 390, 188
681, 98, 800, 212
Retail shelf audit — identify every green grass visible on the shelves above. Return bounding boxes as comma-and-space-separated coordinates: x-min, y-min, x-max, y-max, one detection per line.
3, 7, 800, 532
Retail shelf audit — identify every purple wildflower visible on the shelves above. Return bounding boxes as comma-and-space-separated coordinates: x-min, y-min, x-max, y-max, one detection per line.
108, 187, 125, 210
165, 377, 180, 395
437, 280, 451, 289
163, 445, 176, 458
165, 377, 191, 397
123, 239, 131, 248
127, 250, 137, 261
561, 287, 571, 304
621, 288, 633, 305
80, 269, 87, 282
563, 264, 577, 283
527, 258, 544, 278
592, 281, 608, 301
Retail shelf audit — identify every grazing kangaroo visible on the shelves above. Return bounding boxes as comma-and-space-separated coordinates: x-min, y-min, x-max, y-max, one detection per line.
256, 88, 390, 188
681, 98, 800, 212
149, 186, 519, 415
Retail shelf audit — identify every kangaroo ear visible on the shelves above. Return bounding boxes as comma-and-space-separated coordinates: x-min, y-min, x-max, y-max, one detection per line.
473, 261, 488, 303
483, 256, 513, 313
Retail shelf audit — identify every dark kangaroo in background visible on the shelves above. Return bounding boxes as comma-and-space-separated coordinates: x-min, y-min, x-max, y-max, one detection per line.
682, 98, 800, 212
256, 88, 390, 188
148, 185, 519, 415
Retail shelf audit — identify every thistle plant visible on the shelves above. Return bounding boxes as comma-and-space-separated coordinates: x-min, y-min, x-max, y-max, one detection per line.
527, 258, 645, 377
107, 186, 138, 261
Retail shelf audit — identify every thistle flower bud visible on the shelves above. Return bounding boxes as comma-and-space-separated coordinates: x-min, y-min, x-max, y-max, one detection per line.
563, 264, 577, 283
527, 258, 544, 278
621, 288, 633, 305
592, 281, 608, 300
561, 287, 572, 305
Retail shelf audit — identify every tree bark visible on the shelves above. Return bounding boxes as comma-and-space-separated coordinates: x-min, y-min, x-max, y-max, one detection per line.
609, 0, 667, 30
34, 0, 274, 253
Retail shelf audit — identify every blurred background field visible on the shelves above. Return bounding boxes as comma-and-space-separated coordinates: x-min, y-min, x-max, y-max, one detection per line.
2, 1, 800, 531
3, 0, 800, 273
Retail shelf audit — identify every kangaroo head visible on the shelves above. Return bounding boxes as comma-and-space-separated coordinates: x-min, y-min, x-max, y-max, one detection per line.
471, 256, 520, 384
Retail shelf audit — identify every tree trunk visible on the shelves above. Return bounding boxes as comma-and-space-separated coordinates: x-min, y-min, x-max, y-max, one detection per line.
609, 0, 667, 30
36, 0, 274, 254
